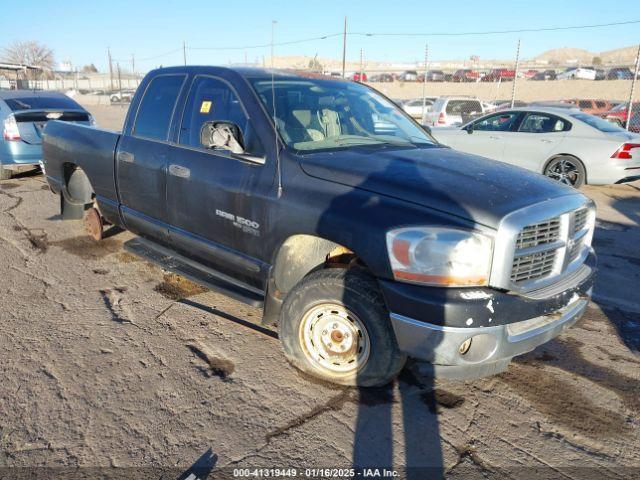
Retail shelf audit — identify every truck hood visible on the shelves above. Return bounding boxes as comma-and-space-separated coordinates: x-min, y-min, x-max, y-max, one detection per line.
299, 145, 579, 228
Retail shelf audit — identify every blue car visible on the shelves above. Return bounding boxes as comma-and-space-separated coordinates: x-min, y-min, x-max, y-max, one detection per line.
0, 90, 93, 180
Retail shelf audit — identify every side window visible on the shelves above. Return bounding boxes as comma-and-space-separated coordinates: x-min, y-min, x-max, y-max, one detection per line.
578, 100, 591, 109
179, 76, 262, 154
473, 112, 519, 132
519, 113, 566, 133
446, 100, 481, 115
133, 75, 185, 140
595, 101, 606, 108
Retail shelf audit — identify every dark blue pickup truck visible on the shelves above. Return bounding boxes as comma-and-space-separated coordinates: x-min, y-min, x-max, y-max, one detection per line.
42, 66, 596, 386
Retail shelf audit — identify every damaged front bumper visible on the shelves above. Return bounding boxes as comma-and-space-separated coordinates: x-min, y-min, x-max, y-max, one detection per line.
381, 250, 596, 379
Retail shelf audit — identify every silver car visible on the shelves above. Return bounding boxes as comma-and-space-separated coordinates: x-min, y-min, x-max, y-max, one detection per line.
431, 107, 640, 187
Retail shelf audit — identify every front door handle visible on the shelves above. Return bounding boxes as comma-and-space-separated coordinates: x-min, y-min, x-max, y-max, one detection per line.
489, 136, 500, 140
169, 164, 191, 179
540, 139, 553, 143
118, 151, 135, 163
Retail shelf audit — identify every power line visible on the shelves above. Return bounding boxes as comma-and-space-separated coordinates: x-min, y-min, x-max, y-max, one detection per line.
349, 19, 640, 37
108, 19, 640, 68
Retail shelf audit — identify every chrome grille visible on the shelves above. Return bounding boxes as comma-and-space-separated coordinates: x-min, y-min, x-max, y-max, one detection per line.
572, 208, 588, 235
515, 218, 561, 249
509, 205, 593, 288
511, 250, 557, 282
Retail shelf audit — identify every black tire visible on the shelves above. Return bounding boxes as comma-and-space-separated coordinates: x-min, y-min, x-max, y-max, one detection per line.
0, 163, 12, 180
279, 268, 406, 387
544, 155, 586, 188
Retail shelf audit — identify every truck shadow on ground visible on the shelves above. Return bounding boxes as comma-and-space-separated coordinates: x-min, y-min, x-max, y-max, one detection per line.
591, 188, 640, 352
314, 152, 472, 478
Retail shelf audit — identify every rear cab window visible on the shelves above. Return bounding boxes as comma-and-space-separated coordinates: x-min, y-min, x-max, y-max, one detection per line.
446, 100, 482, 115
133, 74, 186, 140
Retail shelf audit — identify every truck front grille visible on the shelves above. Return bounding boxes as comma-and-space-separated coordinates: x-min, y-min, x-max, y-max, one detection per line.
510, 207, 593, 287
511, 250, 557, 282
515, 218, 561, 249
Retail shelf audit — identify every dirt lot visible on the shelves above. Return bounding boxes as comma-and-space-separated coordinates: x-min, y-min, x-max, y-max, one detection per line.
0, 105, 638, 478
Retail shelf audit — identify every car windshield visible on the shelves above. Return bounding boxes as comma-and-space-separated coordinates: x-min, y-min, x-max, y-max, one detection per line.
571, 112, 627, 133
3, 95, 81, 111
250, 78, 435, 152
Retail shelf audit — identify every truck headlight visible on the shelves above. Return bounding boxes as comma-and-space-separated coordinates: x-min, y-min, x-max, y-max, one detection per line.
386, 227, 493, 287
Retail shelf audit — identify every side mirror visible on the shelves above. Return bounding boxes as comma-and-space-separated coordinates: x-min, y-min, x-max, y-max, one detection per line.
465, 123, 474, 134
200, 121, 244, 154
422, 124, 432, 135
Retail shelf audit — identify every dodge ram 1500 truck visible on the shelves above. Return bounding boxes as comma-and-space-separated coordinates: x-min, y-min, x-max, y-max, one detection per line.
42, 67, 596, 386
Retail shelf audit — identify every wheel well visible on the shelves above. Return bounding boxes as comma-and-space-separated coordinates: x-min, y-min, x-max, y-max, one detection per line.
63, 163, 94, 204
271, 234, 361, 297
543, 154, 587, 185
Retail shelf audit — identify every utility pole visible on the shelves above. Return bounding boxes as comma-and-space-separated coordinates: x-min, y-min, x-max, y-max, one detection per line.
107, 47, 114, 91
341, 16, 347, 78
271, 20, 277, 68
625, 44, 640, 131
421, 43, 429, 124
131, 54, 135, 78
117, 62, 122, 96
359, 48, 364, 82
510, 38, 521, 109
183, 41, 187, 66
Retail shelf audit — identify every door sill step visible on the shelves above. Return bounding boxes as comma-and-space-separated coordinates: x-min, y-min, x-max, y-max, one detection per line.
124, 237, 264, 307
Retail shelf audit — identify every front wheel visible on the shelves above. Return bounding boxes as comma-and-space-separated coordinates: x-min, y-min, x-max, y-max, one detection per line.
279, 269, 406, 387
544, 156, 586, 188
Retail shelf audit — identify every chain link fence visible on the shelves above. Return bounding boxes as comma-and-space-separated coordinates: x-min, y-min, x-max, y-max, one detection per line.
1, 35, 639, 131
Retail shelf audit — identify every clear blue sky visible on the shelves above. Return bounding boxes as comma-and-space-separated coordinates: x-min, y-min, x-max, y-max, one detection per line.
1, 0, 638, 71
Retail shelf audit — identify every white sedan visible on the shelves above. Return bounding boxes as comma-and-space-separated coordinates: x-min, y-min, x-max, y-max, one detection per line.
430, 107, 640, 187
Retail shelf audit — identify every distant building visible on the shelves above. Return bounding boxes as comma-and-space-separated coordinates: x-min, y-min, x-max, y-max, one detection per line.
58, 60, 73, 72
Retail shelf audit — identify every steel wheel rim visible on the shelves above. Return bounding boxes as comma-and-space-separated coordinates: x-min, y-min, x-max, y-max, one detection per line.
546, 159, 580, 186
299, 303, 371, 376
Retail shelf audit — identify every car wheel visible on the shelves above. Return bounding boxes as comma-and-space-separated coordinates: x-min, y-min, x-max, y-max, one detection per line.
544, 156, 586, 188
279, 268, 406, 387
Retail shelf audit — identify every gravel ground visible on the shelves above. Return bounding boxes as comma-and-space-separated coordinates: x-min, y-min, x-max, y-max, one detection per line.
0, 105, 638, 479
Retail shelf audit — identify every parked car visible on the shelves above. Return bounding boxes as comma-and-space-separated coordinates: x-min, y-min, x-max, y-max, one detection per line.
431, 107, 640, 187
42, 66, 596, 386
521, 69, 539, 79
110, 89, 135, 103
424, 96, 485, 127
351, 72, 368, 83
0, 90, 93, 180
495, 100, 529, 111
425, 70, 445, 82
607, 67, 633, 80
557, 67, 597, 80
452, 69, 481, 82
370, 73, 394, 82
530, 70, 557, 81
602, 102, 640, 128
401, 97, 438, 119
397, 70, 419, 81
529, 101, 576, 109
568, 99, 613, 116
482, 68, 516, 82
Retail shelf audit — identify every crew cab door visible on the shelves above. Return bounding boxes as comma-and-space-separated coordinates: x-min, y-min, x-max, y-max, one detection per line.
116, 74, 187, 243
166, 75, 274, 289
453, 111, 521, 162
503, 111, 568, 172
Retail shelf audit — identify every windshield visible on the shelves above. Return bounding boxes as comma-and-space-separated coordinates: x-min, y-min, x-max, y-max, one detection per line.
571, 112, 627, 133
250, 78, 435, 152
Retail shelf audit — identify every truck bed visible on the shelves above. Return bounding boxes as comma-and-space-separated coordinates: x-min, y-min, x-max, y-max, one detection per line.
42, 121, 120, 206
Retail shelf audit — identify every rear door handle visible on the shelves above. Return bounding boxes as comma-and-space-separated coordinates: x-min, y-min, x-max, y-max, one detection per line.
489, 136, 501, 140
168, 164, 190, 179
118, 151, 135, 163
540, 139, 553, 143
